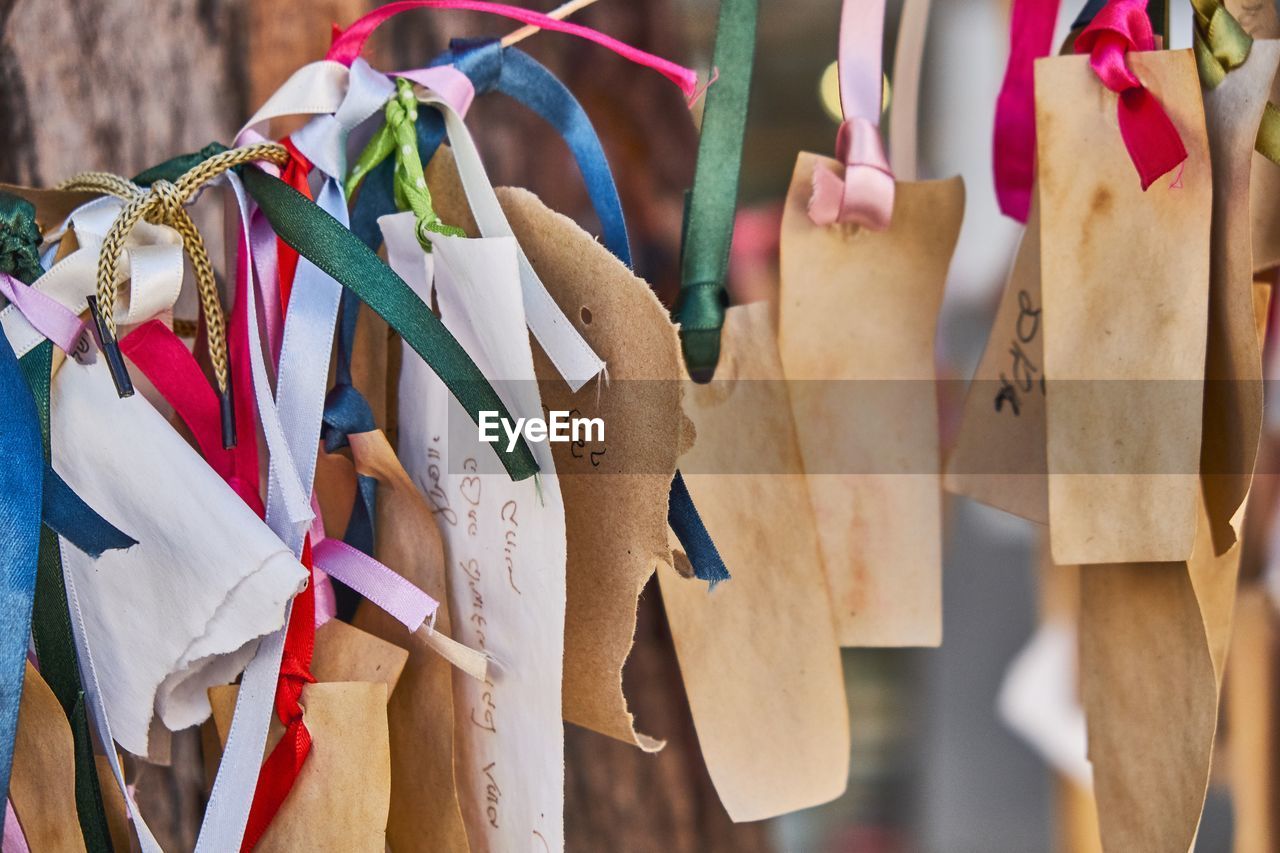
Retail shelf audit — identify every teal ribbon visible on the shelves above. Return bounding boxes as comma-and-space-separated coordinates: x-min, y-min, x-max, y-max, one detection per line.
672, 0, 758, 379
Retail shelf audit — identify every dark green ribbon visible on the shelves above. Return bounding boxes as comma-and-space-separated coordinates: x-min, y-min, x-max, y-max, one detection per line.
672, 0, 758, 380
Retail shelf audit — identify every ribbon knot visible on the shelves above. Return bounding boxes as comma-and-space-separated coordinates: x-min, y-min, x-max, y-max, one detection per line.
1190, 0, 1280, 166
1075, 0, 1187, 190
808, 116, 895, 229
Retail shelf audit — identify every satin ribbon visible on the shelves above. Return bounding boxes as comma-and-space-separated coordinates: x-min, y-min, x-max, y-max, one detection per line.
671, 0, 757, 378
808, 0, 895, 230
1074, 0, 1187, 189
1190, 0, 1280, 165
993, 0, 1063, 223
0, 273, 84, 354
325, 0, 699, 99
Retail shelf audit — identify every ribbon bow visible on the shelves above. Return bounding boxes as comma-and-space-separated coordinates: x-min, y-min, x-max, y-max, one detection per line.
1075, 0, 1187, 189
807, 0, 895, 230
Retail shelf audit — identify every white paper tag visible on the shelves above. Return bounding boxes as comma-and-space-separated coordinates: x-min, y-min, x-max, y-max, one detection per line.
382, 216, 567, 851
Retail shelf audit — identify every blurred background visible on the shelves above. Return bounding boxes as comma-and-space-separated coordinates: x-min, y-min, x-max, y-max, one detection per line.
0, 1, 1263, 851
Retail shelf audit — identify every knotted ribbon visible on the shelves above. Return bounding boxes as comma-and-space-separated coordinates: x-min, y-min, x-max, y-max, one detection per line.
1075, 0, 1187, 189
992, 0, 1062, 222
808, 0, 896, 230
1190, 0, 1280, 165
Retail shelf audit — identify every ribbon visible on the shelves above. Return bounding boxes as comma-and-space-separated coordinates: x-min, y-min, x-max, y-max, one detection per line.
1190, 0, 1280, 165
993, 0, 1063, 222
672, 0, 758, 379
347, 77, 466, 247
808, 0, 896, 230
0, 275, 83, 355
325, 0, 699, 99
1074, 0, 1187, 189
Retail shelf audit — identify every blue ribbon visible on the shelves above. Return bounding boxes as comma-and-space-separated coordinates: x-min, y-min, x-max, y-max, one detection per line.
340, 41, 728, 585
0, 326, 46, 819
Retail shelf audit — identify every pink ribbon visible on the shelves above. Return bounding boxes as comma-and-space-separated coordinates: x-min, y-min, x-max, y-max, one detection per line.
325, 0, 699, 100
310, 533, 438, 633
808, 0, 895, 230
993, 0, 1062, 222
1075, 0, 1187, 189
0, 271, 86, 354
2, 800, 29, 853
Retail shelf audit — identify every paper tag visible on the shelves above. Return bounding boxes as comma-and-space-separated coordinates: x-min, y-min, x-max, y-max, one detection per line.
350, 427, 471, 853
1225, 586, 1279, 852
1036, 49, 1212, 565
945, 196, 1049, 524
209, 682, 391, 853
658, 302, 849, 822
10, 663, 87, 852
1200, 41, 1280, 553
51, 355, 307, 759
395, 226, 567, 849
779, 153, 963, 646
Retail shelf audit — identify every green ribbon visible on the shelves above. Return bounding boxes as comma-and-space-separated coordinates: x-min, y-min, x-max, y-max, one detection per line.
672, 0, 758, 379
1191, 0, 1280, 165
346, 78, 465, 249
135, 145, 537, 481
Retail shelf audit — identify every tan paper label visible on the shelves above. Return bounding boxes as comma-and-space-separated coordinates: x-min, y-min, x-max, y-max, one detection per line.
779, 153, 964, 646
658, 302, 850, 822
1036, 50, 1212, 565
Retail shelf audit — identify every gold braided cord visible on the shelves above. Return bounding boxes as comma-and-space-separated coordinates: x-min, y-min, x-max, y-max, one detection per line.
57, 142, 290, 395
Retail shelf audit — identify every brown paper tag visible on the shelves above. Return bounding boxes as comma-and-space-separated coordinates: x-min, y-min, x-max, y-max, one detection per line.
209, 682, 391, 853
349, 430, 471, 853
778, 153, 964, 646
10, 662, 87, 852
1201, 42, 1280, 555
500, 186, 679, 750
657, 302, 850, 822
1036, 50, 1212, 565
945, 196, 1049, 524
427, 150, 680, 748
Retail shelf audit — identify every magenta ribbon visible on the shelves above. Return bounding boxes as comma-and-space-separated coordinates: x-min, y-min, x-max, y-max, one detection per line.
808, 0, 895, 230
0, 272, 86, 354
993, 0, 1062, 222
1075, 0, 1187, 189
325, 0, 699, 99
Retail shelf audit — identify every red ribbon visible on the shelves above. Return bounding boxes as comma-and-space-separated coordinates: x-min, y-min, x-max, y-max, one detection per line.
241, 537, 317, 852
992, 0, 1062, 222
1075, 0, 1187, 189
275, 139, 313, 313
